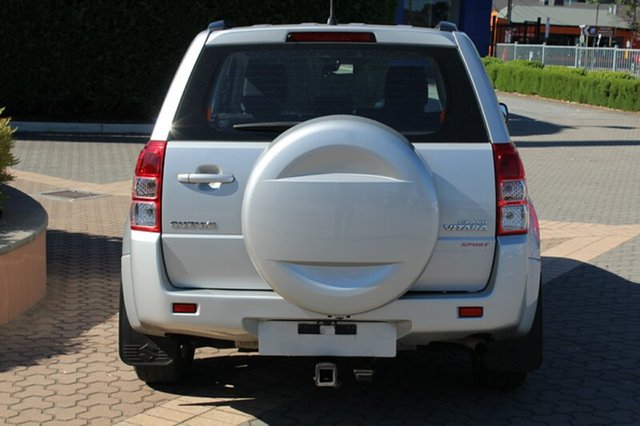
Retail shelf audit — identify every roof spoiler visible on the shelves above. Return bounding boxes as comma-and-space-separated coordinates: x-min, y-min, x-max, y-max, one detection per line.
435, 21, 458, 32
207, 20, 227, 32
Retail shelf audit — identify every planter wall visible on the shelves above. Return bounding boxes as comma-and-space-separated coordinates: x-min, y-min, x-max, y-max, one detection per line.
0, 186, 47, 324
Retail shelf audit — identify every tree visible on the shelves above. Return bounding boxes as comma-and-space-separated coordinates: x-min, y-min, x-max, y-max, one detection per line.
619, 0, 639, 33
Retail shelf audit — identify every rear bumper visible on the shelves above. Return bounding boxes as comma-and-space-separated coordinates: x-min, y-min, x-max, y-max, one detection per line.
122, 231, 540, 351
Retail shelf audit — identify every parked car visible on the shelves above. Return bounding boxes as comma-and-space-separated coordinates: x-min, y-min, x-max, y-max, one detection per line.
119, 20, 542, 390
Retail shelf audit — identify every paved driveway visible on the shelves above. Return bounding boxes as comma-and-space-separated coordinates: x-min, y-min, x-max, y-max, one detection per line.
1, 94, 639, 425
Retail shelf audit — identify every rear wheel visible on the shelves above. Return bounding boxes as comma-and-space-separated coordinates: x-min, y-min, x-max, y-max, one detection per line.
472, 284, 543, 390
471, 356, 527, 390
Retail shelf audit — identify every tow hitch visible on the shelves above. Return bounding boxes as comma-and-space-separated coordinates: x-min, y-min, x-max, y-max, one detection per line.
314, 362, 339, 387
314, 362, 376, 387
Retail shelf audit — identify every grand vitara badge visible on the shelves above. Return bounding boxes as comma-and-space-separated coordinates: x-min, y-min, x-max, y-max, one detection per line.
170, 220, 217, 230
443, 219, 488, 232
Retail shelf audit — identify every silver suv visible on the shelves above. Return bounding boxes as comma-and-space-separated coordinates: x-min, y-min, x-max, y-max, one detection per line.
119, 21, 542, 390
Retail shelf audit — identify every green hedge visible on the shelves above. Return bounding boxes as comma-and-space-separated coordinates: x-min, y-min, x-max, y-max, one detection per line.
0, 108, 18, 208
0, 0, 396, 122
483, 58, 640, 112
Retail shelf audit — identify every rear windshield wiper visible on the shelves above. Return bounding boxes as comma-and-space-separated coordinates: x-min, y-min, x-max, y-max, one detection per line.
233, 121, 301, 132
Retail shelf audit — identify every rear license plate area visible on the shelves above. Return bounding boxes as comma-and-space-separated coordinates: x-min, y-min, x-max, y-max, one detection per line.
297, 322, 357, 335
259, 321, 396, 357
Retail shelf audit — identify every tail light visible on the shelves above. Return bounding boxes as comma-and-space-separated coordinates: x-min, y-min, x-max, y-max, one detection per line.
493, 142, 528, 236
130, 140, 167, 232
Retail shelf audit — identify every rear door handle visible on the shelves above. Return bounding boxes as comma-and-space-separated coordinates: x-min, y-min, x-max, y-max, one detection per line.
177, 173, 235, 184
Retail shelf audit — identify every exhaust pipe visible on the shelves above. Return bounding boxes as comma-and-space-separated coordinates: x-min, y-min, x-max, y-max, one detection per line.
314, 362, 339, 388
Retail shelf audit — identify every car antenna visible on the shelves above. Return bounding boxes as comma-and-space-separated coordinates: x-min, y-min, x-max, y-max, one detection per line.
327, 0, 337, 25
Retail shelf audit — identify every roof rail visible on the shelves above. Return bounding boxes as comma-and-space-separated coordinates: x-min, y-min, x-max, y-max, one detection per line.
435, 21, 458, 32
207, 20, 226, 32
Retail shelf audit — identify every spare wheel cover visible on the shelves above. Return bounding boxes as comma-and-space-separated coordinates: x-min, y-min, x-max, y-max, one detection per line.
242, 115, 439, 315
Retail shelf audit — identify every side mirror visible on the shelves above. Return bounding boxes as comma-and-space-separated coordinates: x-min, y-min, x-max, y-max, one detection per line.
499, 103, 509, 124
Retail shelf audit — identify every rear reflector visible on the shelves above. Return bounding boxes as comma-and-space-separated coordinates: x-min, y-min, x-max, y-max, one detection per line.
530, 204, 540, 242
458, 307, 484, 318
173, 303, 198, 314
286, 32, 376, 43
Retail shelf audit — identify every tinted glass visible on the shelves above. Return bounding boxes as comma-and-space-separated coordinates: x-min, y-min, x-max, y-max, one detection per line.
171, 44, 488, 143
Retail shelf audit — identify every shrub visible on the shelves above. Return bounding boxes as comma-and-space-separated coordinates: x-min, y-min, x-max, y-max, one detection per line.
510, 59, 545, 69
482, 56, 503, 67
608, 79, 640, 110
589, 70, 636, 80
0, 108, 18, 209
483, 59, 640, 112
546, 65, 586, 76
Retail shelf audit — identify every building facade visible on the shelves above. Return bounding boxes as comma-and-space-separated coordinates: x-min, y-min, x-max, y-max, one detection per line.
492, 2, 639, 49
394, 0, 493, 56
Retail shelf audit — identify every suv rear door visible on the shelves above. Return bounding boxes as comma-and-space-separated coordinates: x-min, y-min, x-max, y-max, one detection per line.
159, 28, 496, 296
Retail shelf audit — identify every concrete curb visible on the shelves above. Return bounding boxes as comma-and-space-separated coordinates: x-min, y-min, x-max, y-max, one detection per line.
13, 121, 153, 135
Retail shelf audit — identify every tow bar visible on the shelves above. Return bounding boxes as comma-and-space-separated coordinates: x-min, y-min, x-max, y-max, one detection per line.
314, 362, 339, 388
314, 362, 375, 387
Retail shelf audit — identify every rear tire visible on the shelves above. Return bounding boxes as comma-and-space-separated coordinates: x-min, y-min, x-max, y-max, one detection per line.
471, 356, 527, 390
472, 283, 543, 390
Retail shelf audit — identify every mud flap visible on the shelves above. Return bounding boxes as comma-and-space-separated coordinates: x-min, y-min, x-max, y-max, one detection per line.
482, 291, 543, 372
118, 288, 179, 366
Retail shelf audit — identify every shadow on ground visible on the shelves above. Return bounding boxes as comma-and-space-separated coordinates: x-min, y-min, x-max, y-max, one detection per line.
14, 132, 148, 144
507, 113, 571, 137
507, 112, 640, 146
0, 230, 121, 372
1, 232, 638, 423
154, 259, 640, 425
515, 140, 640, 148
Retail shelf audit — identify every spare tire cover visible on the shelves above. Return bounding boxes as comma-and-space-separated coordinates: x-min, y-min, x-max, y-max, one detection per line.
242, 115, 439, 315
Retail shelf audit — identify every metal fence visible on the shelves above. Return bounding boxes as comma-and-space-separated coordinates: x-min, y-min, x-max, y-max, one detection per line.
495, 43, 640, 77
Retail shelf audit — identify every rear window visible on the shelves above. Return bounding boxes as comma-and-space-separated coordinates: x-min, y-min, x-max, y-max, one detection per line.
171, 44, 488, 143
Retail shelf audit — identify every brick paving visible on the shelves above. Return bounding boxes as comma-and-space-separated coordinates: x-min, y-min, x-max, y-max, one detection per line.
1, 95, 639, 424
